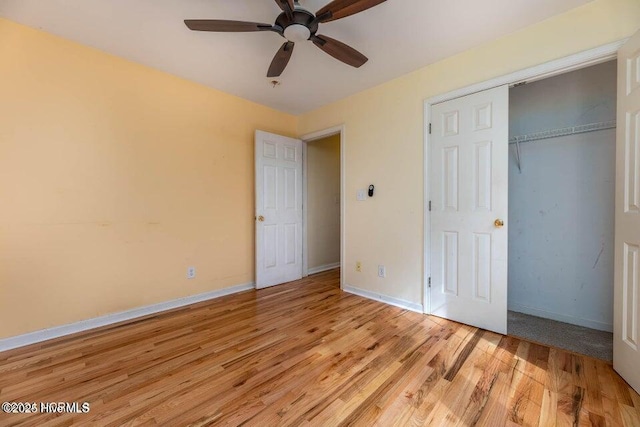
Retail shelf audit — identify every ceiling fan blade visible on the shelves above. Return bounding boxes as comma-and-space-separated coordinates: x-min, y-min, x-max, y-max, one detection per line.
311, 35, 368, 68
274, 0, 295, 12
184, 20, 274, 32
316, 0, 386, 23
267, 42, 295, 77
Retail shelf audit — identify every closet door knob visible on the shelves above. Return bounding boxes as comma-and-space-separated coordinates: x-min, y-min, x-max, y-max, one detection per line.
257, 215, 265, 222
494, 219, 505, 228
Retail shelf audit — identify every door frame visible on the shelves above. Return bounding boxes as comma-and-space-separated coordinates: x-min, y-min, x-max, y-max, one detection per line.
423, 39, 627, 314
301, 125, 346, 289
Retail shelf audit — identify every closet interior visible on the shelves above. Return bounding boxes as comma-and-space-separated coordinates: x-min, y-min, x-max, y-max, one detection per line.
507, 60, 616, 360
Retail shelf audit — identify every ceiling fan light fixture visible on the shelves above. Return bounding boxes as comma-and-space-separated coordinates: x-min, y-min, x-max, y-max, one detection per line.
284, 24, 311, 43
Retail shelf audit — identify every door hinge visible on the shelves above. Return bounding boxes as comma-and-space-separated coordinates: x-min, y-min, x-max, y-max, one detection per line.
428, 201, 432, 211
428, 277, 431, 287
429, 123, 432, 134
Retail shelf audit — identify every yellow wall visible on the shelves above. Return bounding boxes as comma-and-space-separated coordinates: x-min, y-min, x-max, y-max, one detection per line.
307, 134, 341, 270
0, 18, 297, 339
298, 0, 640, 306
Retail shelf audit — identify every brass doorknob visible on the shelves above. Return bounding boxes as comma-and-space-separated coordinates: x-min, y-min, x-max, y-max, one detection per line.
257, 215, 265, 222
494, 219, 504, 228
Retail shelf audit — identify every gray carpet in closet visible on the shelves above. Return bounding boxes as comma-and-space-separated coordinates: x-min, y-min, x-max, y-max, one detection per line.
508, 311, 613, 362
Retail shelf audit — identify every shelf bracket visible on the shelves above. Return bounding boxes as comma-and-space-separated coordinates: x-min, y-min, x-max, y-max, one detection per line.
515, 137, 522, 173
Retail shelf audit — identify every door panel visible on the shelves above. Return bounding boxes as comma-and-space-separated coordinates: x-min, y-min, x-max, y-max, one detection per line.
622, 243, 638, 349
473, 232, 491, 301
614, 30, 640, 394
474, 141, 492, 211
443, 146, 459, 211
430, 85, 509, 334
255, 130, 303, 289
443, 232, 459, 295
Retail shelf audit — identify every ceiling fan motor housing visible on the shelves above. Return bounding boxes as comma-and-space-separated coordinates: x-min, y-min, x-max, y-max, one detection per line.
275, 9, 318, 42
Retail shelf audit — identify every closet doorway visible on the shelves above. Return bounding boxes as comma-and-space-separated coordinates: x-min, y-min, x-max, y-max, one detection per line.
426, 32, 640, 391
507, 61, 616, 360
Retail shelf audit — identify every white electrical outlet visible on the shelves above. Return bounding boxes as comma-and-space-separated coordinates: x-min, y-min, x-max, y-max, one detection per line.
187, 267, 196, 279
378, 265, 386, 278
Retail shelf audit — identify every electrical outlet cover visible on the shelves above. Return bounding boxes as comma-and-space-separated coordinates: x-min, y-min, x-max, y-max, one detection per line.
378, 265, 386, 278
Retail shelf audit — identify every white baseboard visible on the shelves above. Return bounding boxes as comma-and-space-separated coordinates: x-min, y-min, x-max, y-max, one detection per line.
307, 262, 340, 275
343, 284, 424, 314
508, 303, 613, 333
0, 282, 255, 353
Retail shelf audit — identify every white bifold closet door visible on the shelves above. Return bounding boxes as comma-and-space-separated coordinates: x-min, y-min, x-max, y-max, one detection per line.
614, 29, 640, 395
430, 85, 509, 335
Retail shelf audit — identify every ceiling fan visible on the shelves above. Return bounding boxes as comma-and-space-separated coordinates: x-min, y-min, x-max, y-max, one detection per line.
184, 0, 387, 78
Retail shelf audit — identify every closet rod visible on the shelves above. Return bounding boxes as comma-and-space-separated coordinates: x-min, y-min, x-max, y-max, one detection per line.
509, 120, 616, 145
509, 120, 616, 173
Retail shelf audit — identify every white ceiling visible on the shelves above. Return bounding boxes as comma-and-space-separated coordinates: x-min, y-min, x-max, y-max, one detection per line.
0, 0, 593, 114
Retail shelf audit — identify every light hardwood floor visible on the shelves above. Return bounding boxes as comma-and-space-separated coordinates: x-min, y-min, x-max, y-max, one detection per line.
0, 269, 639, 426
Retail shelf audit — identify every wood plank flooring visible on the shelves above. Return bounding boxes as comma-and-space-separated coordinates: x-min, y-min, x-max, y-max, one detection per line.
0, 269, 638, 426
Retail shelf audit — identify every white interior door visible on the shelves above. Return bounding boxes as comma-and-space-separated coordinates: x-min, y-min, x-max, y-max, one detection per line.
430, 85, 509, 334
614, 30, 640, 394
255, 130, 303, 289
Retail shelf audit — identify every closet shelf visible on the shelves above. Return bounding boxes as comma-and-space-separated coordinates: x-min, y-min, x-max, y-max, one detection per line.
509, 120, 617, 145
509, 120, 617, 173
